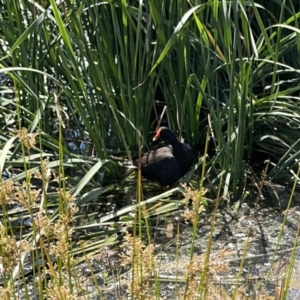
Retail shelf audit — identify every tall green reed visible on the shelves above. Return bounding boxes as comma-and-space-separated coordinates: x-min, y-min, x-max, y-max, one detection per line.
1, 0, 300, 198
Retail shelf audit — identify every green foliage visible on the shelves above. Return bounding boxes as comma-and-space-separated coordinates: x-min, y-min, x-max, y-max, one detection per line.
0, 0, 300, 197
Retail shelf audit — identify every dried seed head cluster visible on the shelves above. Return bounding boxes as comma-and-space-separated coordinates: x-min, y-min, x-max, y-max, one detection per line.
48, 191, 78, 266
181, 256, 206, 300
0, 286, 13, 300
120, 231, 155, 298
35, 158, 53, 183
185, 255, 206, 279
0, 226, 29, 273
178, 253, 230, 300
34, 209, 52, 236
236, 286, 276, 300
183, 255, 207, 299
0, 178, 41, 209
0, 179, 15, 203
181, 184, 207, 224
16, 184, 41, 210
17, 127, 39, 150
46, 277, 86, 300
95, 246, 119, 271
209, 256, 229, 276
59, 189, 76, 205
49, 236, 70, 266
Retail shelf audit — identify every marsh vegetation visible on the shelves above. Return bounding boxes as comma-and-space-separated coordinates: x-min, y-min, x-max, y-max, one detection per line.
1, 0, 300, 299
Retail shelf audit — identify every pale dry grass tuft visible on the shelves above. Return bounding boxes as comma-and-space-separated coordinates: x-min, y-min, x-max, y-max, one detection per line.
0, 179, 15, 203
0, 132, 85, 298
120, 231, 156, 299
17, 127, 39, 150
180, 254, 229, 300
34, 209, 52, 236
0, 176, 41, 210
46, 272, 87, 300
181, 184, 207, 223
0, 286, 13, 300
0, 226, 30, 274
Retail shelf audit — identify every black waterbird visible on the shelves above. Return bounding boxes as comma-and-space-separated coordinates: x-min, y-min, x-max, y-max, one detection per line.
132, 127, 194, 188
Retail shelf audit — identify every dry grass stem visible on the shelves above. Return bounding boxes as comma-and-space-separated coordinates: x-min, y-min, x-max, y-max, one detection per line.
120, 231, 156, 299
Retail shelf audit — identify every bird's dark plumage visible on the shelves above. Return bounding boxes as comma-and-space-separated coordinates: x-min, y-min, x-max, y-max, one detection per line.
132, 127, 194, 187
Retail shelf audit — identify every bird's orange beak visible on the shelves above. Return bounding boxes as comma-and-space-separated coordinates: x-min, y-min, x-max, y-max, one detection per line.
153, 128, 161, 141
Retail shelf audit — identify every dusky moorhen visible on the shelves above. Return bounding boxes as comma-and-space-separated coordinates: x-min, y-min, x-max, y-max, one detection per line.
133, 127, 194, 187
